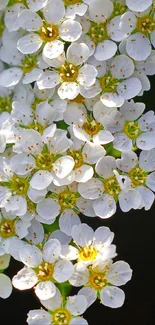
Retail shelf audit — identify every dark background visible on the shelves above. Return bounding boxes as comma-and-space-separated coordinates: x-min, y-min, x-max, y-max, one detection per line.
1, 79, 155, 325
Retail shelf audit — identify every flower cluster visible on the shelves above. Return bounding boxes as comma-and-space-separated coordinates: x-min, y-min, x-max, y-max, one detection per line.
0, 0, 155, 324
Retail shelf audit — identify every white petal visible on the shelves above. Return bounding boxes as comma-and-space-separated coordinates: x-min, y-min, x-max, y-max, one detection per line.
59, 20, 82, 42
107, 261, 132, 286
111, 54, 134, 79
71, 223, 94, 247
69, 263, 89, 287
37, 198, 60, 220
95, 40, 117, 61
10, 153, 35, 175
67, 42, 89, 65
139, 149, 155, 171
53, 156, 74, 179
27, 310, 51, 325
82, 142, 106, 164
18, 10, 42, 31
119, 189, 142, 212
5, 3, 25, 32
126, 0, 152, 12
5, 195, 27, 217
58, 82, 79, 100
78, 64, 97, 87
35, 281, 56, 300
17, 33, 42, 54
39, 288, 62, 311
27, 0, 48, 11
70, 317, 88, 325
0, 254, 10, 270
50, 230, 71, 245
117, 78, 142, 100
116, 151, 138, 172
136, 132, 155, 150
138, 186, 154, 210
93, 130, 114, 145
74, 165, 94, 183
26, 219, 44, 244
19, 244, 42, 267
28, 187, 47, 203
66, 295, 88, 316
43, 0, 65, 24
53, 259, 74, 282
59, 210, 81, 236
120, 101, 145, 121
113, 133, 132, 152
37, 71, 60, 89
95, 156, 116, 178
78, 178, 103, 199
100, 92, 124, 108
0, 68, 23, 87
65, 3, 87, 19
12, 267, 38, 290
126, 33, 151, 61
0, 274, 12, 299
119, 12, 136, 34
43, 40, 64, 60
78, 287, 97, 307
93, 194, 116, 218
76, 197, 96, 217
89, 0, 113, 23
100, 286, 125, 308
43, 239, 61, 263
30, 171, 53, 190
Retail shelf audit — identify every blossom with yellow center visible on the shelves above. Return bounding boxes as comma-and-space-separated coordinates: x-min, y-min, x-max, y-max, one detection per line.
137, 16, 155, 36
104, 176, 121, 197
59, 63, 79, 82
88, 22, 107, 44
36, 262, 54, 281
129, 166, 147, 187
52, 308, 71, 325
100, 73, 119, 93
9, 176, 29, 196
20, 55, 37, 74
58, 190, 79, 210
40, 24, 59, 42
0, 219, 15, 238
79, 246, 98, 262
88, 271, 106, 290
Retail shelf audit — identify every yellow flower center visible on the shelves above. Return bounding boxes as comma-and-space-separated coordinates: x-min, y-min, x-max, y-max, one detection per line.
123, 121, 141, 139
20, 55, 37, 73
68, 150, 83, 169
69, 94, 85, 104
10, 176, 29, 195
60, 63, 79, 82
37, 262, 54, 281
104, 176, 121, 196
27, 121, 45, 135
0, 219, 15, 238
89, 271, 106, 290
88, 22, 107, 44
112, 1, 127, 17
83, 120, 100, 135
100, 73, 119, 93
40, 24, 59, 42
35, 151, 55, 171
79, 246, 98, 262
0, 96, 12, 113
137, 16, 155, 35
52, 308, 71, 325
58, 190, 79, 209
31, 98, 46, 111
129, 166, 147, 187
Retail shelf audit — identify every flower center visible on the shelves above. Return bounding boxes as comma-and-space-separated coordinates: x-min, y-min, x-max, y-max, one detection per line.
137, 16, 155, 35
0, 219, 15, 238
79, 246, 98, 262
20, 55, 37, 73
129, 166, 147, 187
123, 121, 141, 139
37, 262, 54, 281
68, 150, 83, 169
89, 271, 106, 290
112, 1, 127, 17
35, 151, 55, 171
58, 190, 79, 209
52, 308, 71, 325
60, 63, 79, 82
40, 24, 59, 42
100, 73, 119, 93
70, 94, 85, 104
83, 120, 100, 135
88, 22, 107, 44
104, 176, 121, 196
27, 121, 45, 135
0, 96, 12, 113
10, 176, 29, 195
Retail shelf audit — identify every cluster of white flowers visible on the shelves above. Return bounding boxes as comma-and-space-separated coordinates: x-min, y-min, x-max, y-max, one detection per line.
0, 0, 155, 324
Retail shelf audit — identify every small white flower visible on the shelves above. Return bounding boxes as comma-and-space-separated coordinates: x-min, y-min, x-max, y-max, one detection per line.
27, 290, 88, 325
73, 259, 132, 308
37, 43, 97, 99
12, 239, 74, 300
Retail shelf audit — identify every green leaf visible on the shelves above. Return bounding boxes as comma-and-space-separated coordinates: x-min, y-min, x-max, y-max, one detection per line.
57, 281, 72, 298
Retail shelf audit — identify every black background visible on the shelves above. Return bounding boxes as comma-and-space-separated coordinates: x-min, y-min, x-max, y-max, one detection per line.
1, 78, 155, 325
